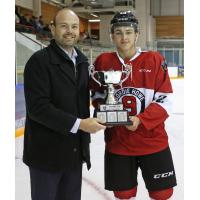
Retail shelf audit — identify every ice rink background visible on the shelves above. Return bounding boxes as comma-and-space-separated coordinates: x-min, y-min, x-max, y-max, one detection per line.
15, 79, 184, 200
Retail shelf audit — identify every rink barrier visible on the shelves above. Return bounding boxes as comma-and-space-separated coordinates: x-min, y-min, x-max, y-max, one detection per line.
15, 127, 24, 138
170, 76, 184, 79
15, 76, 183, 138
15, 117, 25, 138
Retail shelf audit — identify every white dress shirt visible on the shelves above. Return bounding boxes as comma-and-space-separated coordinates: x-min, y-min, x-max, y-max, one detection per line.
58, 45, 81, 134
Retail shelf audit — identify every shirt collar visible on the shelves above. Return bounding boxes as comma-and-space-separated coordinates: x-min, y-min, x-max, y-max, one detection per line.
56, 42, 78, 59
116, 47, 141, 66
58, 45, 78, 60
56, 42, 78, 65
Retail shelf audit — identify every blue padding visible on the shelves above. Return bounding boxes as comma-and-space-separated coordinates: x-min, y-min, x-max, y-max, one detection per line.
16, 84, 24, 90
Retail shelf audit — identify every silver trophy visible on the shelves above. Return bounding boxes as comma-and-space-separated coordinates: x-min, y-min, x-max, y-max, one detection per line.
90, 64, 133, 126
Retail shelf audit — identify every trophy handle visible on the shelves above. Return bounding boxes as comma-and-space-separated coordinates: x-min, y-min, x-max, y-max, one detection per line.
119, 64, 132, 86
89, 65, 102, 87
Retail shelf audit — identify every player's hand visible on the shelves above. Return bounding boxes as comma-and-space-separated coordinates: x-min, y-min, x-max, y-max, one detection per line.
125, 116, 141, 132
79, 118, 106, 133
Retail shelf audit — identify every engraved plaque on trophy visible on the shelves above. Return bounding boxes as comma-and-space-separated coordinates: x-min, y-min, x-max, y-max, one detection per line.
89, 65, 133, 126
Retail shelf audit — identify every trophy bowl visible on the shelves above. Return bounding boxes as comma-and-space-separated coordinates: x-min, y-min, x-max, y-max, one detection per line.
90, 65, 133, 126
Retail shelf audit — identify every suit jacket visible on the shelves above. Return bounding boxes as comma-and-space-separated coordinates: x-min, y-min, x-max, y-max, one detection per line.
23, 39, 91, 171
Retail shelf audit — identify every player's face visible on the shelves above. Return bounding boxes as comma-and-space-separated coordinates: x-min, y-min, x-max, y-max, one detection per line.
111, 26, 138, 53
51, 11, 80, 49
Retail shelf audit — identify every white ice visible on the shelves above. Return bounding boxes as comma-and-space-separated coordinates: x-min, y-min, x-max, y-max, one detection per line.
15, 79, 184, 200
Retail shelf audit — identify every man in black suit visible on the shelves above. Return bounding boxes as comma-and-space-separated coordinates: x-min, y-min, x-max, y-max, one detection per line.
23, 8, 105, 200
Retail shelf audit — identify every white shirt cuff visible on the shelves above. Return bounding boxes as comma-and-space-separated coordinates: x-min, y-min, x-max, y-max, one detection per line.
70, 118, 81, 134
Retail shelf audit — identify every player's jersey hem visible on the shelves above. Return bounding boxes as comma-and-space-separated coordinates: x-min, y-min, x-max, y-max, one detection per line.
106, 143, 169, 156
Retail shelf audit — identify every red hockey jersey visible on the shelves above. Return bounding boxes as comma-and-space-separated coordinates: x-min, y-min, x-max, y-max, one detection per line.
90, 48, 173, 156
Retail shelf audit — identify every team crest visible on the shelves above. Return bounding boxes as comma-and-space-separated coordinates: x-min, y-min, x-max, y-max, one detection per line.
114, 87, 145, 116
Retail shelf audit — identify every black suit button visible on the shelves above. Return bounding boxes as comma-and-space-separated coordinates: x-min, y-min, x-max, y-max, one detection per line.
73, 148, 77, 152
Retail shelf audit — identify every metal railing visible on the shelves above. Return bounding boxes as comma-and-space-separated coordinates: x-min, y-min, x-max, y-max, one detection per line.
15, 31, 184, 84
15, 31, 46, 84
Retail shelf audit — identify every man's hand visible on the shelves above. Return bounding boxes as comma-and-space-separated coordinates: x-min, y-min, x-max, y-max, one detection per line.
125, 116, 141, 132
79, 118, 106, 133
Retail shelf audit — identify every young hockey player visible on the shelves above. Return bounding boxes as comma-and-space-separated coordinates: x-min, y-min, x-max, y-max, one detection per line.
90, 11, 177, 200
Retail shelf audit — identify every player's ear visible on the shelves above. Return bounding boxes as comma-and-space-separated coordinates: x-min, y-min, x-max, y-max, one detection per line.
133, 32, 139, 45
135, 32, 139, 43
51, 24, 56, 37
110, 33, 114, 43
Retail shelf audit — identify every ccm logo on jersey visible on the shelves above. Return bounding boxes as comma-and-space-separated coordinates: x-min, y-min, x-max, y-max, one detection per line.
153, 171, 174, 179
139, 69, 151, 73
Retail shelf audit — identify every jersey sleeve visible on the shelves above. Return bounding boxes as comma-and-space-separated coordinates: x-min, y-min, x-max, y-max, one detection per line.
137, 53, 173, 130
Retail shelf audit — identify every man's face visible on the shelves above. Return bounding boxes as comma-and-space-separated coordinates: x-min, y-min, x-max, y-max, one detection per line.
51, 10, 80, 48
111, 26, 138, 53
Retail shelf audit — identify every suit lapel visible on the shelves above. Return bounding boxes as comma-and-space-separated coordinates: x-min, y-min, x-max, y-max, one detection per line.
47, 41, 77, 85
58, 62, 76, 85
47, 40, 89, 86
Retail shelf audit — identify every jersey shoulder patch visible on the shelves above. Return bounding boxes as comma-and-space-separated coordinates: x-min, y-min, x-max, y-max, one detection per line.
161, 60, 168, 71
